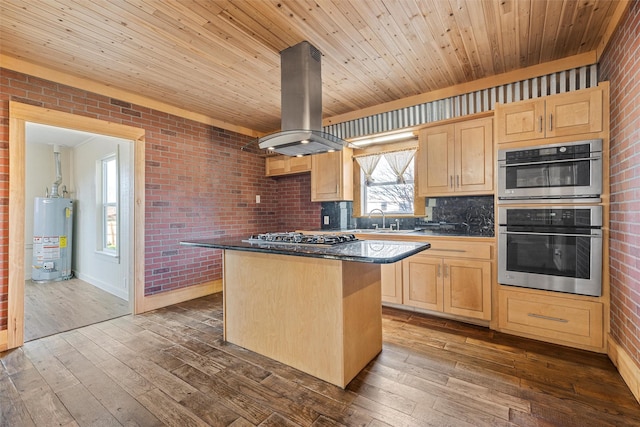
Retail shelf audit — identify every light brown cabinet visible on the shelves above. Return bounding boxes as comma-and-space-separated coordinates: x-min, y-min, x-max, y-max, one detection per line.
311, 148, 353, 201
497, 287, 604, 351
380, 262, 403, 304
265, 155, 311, 176
403, 254, 491, 321
417, 117, 493, 196
495, 86, 603, 144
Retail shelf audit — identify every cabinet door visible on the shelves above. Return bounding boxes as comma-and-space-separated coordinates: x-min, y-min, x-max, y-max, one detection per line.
495, 99, 545, 143
381, 262, 402, 304
288, 155, 312, 174
311, 149, 353, 201
417, 124, 455, 196
265, 156, 287, 176
545, 89, 603, 138
266, 155, 311, 176
455, 118, 493, 193
402, 255, 443, 311
444, 259, 491, 320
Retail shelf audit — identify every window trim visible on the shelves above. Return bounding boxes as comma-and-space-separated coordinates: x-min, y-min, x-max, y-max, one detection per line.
98, 152, 119, 257
352, 140, 425, 218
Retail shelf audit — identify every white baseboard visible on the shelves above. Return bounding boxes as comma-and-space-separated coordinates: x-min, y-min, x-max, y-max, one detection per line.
73, 271, 129, 301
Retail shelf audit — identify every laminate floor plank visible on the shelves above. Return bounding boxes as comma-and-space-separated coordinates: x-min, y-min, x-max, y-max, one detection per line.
2, 294, 640, 426
24, 278, 131, 342
0, 369, 36, 427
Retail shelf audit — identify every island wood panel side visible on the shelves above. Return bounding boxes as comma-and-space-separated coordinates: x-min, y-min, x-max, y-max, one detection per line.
341, 260, 382, 385
222, 250, 382, 388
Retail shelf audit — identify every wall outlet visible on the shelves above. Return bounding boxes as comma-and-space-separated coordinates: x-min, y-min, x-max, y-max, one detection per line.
256, 195, 260, 203
428, 198, 437, 207
323, 216, 330, 225
425, 207, 433, 219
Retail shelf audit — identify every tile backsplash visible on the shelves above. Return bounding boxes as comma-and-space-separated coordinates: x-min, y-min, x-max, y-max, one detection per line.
321, 195, 494, 237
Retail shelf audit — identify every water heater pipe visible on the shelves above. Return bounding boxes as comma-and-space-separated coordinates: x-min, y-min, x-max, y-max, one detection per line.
50, 144, 62, 198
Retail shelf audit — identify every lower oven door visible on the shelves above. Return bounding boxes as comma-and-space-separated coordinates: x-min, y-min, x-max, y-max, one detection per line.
498, 226, 603, 296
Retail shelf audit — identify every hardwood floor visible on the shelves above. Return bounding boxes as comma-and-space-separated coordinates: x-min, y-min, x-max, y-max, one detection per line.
24, 278, 131, 342
2, 293, 639, 426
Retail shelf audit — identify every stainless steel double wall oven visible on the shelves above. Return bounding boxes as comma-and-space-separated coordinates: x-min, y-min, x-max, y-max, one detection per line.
497, 139, 604, 297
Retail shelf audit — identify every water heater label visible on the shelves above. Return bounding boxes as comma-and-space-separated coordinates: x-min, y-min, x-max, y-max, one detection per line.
33, 236, 61, 261
60, 236, 67, 248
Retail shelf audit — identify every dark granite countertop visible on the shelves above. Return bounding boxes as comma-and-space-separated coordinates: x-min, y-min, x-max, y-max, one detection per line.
180, 236, 430, 264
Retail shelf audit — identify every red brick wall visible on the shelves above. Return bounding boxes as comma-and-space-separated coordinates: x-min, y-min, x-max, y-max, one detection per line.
270, 173, 322, 231
599, 2, 640, 366
0, 68, 321, 329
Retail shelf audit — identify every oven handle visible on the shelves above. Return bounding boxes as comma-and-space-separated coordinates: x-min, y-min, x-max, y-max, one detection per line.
498, 156, 601, 168
499, 230, 602, 238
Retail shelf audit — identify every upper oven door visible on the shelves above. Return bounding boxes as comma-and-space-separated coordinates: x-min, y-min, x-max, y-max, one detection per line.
498, 139, 602, 202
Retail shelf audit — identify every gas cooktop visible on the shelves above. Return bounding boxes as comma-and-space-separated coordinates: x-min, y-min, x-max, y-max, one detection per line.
244, 232, 358, 245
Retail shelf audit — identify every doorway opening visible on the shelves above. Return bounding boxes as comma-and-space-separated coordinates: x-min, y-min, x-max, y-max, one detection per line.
7, 101, 146, 349
24, 123, 134, 341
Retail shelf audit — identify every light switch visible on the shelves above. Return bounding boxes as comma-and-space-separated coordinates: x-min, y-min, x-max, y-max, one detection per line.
323, 216, 330, 225
256, 195, 261, 203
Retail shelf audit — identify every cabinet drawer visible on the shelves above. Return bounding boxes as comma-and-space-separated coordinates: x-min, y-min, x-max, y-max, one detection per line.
498, 288, 603, 349
423, 240, 493, 260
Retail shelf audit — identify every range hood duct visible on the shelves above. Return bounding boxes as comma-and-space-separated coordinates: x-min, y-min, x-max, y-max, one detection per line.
258, 41, 349, 156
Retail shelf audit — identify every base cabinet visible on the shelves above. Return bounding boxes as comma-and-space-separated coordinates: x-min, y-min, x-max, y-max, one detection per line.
497, 287, 604, 351
402, 254, 491, 321
381, 262, 403, 304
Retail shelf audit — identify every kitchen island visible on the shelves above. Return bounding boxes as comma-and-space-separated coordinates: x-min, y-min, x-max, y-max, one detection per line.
181, 235, 430, 388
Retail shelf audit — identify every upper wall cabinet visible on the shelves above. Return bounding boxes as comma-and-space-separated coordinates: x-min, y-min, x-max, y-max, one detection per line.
311, 148, 353, 202
417, 117, 493, 197
495, 86, 603, 144
265, 155, 312, 176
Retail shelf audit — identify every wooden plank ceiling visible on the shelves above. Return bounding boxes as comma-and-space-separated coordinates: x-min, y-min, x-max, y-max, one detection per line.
0, 0, 627, 135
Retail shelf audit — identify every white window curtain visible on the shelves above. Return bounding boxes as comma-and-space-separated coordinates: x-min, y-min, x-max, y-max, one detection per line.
384, 149, 416, 183
354, 154, 382, 185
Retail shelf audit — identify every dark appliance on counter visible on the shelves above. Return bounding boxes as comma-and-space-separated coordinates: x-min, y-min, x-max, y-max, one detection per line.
245, 232, 358, 245
498, 206, 602, 297
497, 139, 602, 203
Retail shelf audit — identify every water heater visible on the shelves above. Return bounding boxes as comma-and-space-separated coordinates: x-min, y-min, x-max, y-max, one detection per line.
32, 197, 74, 282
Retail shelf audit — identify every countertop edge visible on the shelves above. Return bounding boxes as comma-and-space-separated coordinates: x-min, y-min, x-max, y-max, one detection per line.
180, 240, 431, 264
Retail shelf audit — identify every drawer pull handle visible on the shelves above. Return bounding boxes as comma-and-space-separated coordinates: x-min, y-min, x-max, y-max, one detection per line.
435, 248, 467, 253
527, 313, 568, 323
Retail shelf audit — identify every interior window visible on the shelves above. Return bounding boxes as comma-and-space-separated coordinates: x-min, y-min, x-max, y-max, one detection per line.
360, 150, 415, 214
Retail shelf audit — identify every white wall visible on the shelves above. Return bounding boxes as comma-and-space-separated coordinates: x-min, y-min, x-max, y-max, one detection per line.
73, 138, 133, 301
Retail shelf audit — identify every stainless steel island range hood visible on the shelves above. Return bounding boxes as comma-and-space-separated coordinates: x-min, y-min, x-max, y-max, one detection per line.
258, 41, 349, 156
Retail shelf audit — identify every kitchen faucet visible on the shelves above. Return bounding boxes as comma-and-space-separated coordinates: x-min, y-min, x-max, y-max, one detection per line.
368, 208, 386, 229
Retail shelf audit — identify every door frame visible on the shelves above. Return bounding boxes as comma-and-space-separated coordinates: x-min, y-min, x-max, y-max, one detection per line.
7, 101, 146, 349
